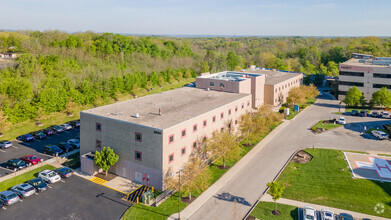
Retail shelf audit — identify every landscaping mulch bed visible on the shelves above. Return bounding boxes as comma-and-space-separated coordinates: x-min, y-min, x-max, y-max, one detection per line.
181, 196, 197, 204
246, 216, 256, 220
217, 165, 230, 170
242, 143, 254, 148
291, 150, 313, 164
95, 172, 117, 181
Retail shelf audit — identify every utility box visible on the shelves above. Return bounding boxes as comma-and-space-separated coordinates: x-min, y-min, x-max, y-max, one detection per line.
284, 108, 290, 116
141, 190, 154, 205
294, 104, 300, 112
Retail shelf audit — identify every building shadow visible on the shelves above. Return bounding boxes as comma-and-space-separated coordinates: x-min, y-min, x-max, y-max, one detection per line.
342, 120, 391, 140
213, 192, 251, 206
96, 192, 131, 207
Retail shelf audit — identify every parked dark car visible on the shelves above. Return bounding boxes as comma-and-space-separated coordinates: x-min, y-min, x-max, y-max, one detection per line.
371, 111, 381, 118
0, 200, 4, 209
51, 125, 64, 133
6, 159, 27, 170
339, 213, 354, 220
27, 178, 48, 192
43, 145, 63, 156
57, 142, 74, 153
359, 110, 368, 117
42, 128, 55, 136
31, 131, 47, 140
69, 120, 80, 128
54, 167, 74, 178
75, 134, 80, 140
350, 110, 358, 116
17, 134, 34, 142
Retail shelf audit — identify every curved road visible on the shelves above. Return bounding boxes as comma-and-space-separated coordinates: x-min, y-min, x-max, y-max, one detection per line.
181, 94, 391, 220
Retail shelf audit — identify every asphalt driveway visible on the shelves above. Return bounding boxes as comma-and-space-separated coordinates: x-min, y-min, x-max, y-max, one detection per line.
0, 176, 131, 220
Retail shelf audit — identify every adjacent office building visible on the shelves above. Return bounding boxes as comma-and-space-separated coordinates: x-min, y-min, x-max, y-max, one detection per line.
339, 53, 391, 100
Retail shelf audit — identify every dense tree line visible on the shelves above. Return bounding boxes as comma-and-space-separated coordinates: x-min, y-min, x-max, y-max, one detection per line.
1, 30, 391, 124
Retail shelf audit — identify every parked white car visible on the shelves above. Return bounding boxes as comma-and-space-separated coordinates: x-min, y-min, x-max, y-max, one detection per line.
338, 117, 346, 125
60, 124, 72, 130
382, 111, 391, 119
0, 141, 12, 149
371, 130, 389, 140
304, 206, 317, 220
38, 169, 61, 184
67, 139, 80, 148
320, 209, 334, 220
11, 183, 35, 198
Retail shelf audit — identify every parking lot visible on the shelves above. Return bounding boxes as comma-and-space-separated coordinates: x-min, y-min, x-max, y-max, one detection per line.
0, 176, 131, 220
0, 128, 79, 177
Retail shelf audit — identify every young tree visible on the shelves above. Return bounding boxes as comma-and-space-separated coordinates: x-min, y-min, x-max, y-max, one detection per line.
287, 87, 306, 105
239, 113, 256, 144
94, 147, 119, 176
206, 130, 240, 168
343, 86, 364, 107
370, 87, 391, 108
267, 181, 285, 215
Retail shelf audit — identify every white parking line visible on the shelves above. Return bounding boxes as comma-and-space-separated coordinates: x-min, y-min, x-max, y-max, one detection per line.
48, 185, 52, 189
12, 146, 19, 149
60, 180, 65, 183
2, 207, 6, 210
20, 200, 23, 202
0, 149, 5, 152
35, 193, 39, 195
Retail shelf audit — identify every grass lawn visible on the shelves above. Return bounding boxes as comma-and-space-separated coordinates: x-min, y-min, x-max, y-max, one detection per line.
122, 192, 188, 220
1, 78, 195, 141
311, 120, 342, 130
285, 98, 317, 120
0, 164, 56, 191
250, 202, 298, 220
277, 148, 391, 218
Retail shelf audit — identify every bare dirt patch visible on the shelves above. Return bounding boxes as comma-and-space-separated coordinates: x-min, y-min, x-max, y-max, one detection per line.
291, 150, 313, 164
181, 196, 197, 204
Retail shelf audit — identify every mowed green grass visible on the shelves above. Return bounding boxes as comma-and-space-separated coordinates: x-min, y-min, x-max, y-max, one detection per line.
277, 149, 391, 218
312, 120, 342, 130
250, 202, 298, 220
0, 165, 56, 191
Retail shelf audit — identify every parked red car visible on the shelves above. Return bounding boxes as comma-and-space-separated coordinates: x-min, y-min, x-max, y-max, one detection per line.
20, 155, 42, 165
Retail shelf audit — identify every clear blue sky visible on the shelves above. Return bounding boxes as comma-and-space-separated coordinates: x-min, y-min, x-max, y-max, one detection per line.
1, 0, 391, 36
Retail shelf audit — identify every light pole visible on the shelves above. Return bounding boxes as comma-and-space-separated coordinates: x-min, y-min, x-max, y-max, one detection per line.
178, 170, 181, 220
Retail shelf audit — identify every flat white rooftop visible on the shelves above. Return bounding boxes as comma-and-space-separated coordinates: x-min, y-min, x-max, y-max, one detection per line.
82, 87, 250, 130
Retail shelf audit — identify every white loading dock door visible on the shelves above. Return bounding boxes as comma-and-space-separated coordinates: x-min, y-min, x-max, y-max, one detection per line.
135, 171, 143, 183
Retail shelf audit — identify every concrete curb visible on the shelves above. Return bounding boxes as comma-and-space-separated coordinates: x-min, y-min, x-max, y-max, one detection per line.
178, 119, 292, 219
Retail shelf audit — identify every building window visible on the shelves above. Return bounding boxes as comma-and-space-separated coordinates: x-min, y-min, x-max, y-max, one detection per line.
235, 106, 238, 112
135, 151, 142, 161
247, 101, 250, 106
181, 147, 186, 156
193, 124, 198, 132
181, 129, 186, 138
135, 132, 142, 142
96, 123, 101, 131
169, 134, 174, 144
228, 109, 231, 115
220, 112, 224, 119
279, 87, 281, 91
220, 83, 225, 88
241, 103, 244, 109
209, 82, 215, 86
373, 73, 391, 79
168, 153, 174, 163
95, 140, 102, 149
373, 84, 391, 89
212, 116, 216, 123
339, 81, 364, 87
221, 127, 224, 131
340, 71, 364, 77
235, 119, 238, 125
193, 141, 197, 149
275, 88, 277, 93
203, 120, 207, 127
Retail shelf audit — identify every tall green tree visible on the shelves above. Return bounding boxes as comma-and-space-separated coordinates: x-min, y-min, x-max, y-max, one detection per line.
370, 87, 391, 108
94, 147, 119, 176
267, 181, 285, 215
38, 87, 68, 113
343, 86, 364, 106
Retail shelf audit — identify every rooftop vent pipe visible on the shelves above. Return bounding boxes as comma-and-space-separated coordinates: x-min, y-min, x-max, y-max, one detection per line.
134, 113, 140, 118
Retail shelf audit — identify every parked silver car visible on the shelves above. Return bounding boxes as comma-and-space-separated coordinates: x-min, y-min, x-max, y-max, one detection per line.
60, 123, 72, 130
67, 139, 80, 148
0, 191, 20, 205
11, 183, 36, 198
0, 141, 12, 149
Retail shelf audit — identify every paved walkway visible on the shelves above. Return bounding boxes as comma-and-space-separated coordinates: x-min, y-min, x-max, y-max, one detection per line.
260, 194, 389, 220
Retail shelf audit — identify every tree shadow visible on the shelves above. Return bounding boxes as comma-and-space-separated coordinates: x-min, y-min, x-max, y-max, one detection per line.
213, 192, 251, 206
291, 207, 299, 220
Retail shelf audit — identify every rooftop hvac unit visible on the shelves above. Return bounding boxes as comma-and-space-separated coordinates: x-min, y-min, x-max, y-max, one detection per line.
134, 113, 140, 118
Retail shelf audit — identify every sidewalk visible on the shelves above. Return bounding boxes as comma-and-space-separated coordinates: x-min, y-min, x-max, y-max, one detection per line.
261, 194, 389, 220
175, 119, 292, 219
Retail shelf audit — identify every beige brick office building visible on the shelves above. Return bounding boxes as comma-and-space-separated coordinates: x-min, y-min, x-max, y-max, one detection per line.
80, 69, 302, 190
80, 87, 251, 190
339, 54, 391, 100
